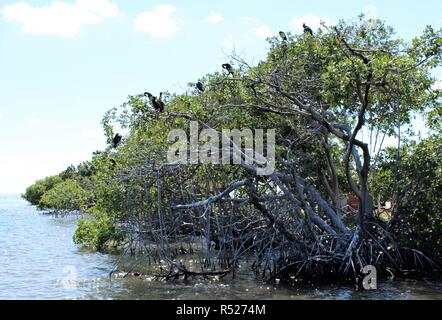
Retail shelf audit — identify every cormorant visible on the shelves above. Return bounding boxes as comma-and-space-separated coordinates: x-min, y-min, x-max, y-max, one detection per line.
144, 92, 164, 113
144, 92, 153, 99
222, 63, 234, 76
157, 92, 165, 112
279, 31, 287, 41
303, 23, 313, 36
112, 133, 122, 148
196, 81, 204, 92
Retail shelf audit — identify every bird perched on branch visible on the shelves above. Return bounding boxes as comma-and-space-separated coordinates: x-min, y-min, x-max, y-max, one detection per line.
303, 23, 313, 36
112, 133, 122, 148
144, 92, 165, 113
279, 31, 288, 41
222, 63, 234, 76
196, 81, 204, 92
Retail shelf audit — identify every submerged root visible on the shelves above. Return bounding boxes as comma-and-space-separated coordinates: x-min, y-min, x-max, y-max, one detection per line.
107, 163, 439, 285
111, 218, 439, 285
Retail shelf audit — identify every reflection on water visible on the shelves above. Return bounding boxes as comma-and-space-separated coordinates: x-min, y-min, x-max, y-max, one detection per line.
0, 195, 440, 300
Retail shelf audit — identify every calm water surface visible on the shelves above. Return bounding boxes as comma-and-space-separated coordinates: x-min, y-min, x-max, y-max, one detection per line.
0, 195, 440, 300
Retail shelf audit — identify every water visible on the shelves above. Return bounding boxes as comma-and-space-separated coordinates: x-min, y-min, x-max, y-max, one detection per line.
0, 195, 440, 300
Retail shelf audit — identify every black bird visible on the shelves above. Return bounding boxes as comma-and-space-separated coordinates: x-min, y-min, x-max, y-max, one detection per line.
144, 92, 164, 113
279, 31, 287, 41
222, 63, 234, 76
303, 23, 313, 36
112, 133, 122, 148
196, 81, 204, 92
157, 92, 165, 113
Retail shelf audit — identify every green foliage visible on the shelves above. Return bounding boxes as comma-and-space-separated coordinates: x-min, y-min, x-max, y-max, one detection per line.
371, 135, 442, 261
395, 136, 442, 261
73, 212, 125, 250
38, 179, 93, 211
23, 160, 97, 209
22, 175, 62, 205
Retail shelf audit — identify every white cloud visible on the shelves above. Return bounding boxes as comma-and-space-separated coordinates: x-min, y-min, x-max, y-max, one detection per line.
363, 4, 377, 20
134, 5, 177, 38
252, 25, 272, 38
76, 0, 118, 17
2, 0, 119, 37
290, 14, 330, 33
27, 117, 41, 124
204, 14, 223, 24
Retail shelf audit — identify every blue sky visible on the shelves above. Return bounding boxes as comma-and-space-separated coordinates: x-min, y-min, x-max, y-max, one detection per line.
0, 0, 441, 194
